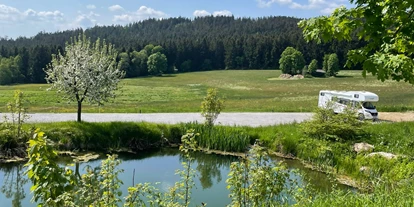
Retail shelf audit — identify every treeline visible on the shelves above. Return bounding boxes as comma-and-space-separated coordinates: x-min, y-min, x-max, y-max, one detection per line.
0, 46, 55, 84
0, 16, 363, 84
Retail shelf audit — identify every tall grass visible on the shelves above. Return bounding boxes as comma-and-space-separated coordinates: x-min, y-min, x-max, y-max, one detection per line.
299, 181, 414, 206
29, 122, 169, 151
180, 123, 252, 152
21, 121, 253, 153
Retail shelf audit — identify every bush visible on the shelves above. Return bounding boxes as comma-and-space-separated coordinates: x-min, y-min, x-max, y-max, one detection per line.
302, 103, 366, 141
201, 88, 224, 126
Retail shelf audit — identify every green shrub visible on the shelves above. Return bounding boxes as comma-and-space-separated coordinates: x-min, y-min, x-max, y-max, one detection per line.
302, 103, 366, 141
201, 88, 224, 126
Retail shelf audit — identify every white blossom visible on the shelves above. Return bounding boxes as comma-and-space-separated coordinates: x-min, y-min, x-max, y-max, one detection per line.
45, 34, 125, 121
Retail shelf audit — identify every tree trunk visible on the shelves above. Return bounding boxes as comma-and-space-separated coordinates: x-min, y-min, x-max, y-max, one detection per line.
77, 101, 82, 122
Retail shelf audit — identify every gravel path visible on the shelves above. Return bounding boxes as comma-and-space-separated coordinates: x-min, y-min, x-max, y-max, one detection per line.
11, 113, 314, 127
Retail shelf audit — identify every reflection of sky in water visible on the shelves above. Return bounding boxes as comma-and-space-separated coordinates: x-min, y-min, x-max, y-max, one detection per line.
0, 149, 349, 207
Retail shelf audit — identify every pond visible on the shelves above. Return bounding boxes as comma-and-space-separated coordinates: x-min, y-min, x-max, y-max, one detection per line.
0, 148, 350, 207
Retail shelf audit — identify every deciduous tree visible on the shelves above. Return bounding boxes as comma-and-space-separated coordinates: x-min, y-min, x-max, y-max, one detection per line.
201, 88, 224, 126
131, 50, 148, 76
45, 34, 124, 122
279, 47, 306, 75
147, 52, 167, 76
308, 59, 318, 75
327, 53, 340, 77
299, 0, 414, 84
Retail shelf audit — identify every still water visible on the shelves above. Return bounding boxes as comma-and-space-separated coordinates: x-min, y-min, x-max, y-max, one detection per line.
0, 148, 348, 207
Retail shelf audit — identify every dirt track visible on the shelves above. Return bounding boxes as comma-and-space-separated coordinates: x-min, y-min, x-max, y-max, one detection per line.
379, 112, 414, 122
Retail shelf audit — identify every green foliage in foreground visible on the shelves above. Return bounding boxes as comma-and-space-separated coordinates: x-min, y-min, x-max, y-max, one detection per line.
299, 0, 414, 85
297, 181, 414, 207
0, 90, 30, 158
21, 118, 414, 185
252, 121, 414, 185
25, 129, 202, 207
25, 129, 295, 207
24, 128, 414, 207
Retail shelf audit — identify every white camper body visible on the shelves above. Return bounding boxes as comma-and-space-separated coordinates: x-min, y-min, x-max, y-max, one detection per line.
318, 90, 379, 120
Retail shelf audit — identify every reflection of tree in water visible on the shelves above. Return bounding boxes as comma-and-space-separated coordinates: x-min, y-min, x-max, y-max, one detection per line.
1, 164, 27, 207
180, 152, 238, 189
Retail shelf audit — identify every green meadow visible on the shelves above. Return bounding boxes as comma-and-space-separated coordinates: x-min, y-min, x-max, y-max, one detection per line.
0, 70, 413, 113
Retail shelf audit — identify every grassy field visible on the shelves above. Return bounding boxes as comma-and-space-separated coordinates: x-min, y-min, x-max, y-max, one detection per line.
0, 70, 413, 113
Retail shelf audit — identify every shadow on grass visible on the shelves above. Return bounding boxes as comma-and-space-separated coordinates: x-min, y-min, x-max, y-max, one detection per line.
334, 75, 354, 78
161, 74, 176, 77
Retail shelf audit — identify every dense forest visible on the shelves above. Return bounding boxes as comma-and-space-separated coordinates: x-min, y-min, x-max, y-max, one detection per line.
0, 16, 363, 84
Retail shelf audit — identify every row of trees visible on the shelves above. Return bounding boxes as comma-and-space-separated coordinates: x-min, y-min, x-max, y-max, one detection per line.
0, 46, 53, 84
0, 16, 363, 85
118, 44, 168, 77
0, 56, 24, 85
279, 47, 340, 77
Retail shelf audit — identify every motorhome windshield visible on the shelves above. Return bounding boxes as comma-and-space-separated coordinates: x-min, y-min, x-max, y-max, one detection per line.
362, 102, 376, 109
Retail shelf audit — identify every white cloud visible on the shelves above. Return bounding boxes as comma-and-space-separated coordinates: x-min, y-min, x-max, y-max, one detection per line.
109, 5, 124, 12
193, 9, 232, 17
0, 4, 23, 22
256, 0, 292, 8
320, 7, 336, 14
289, 0, 342, 13
86, 4, 96, 10
193, 10, 211, 17
75, 12, 99, 28
0, 4, 64, 23
213, 10, 233, 16
59, 11, 99, 31
257, 0, 346, 14
113, 6, 167, 23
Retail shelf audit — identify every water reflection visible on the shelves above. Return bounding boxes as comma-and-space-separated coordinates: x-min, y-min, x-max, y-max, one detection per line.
121, 148, 239, 190
0, 164, 27, 207
0, 148, 350, 206
192, 152, 238, 189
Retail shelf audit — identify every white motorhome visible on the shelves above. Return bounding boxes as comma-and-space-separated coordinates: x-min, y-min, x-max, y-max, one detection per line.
318, 90, 379, 120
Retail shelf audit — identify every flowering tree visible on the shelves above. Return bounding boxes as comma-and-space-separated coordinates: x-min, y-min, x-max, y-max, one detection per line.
45, 34, 125, 122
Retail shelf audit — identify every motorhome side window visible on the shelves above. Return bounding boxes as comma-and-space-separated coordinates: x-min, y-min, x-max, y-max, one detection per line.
338, 98, 349, 105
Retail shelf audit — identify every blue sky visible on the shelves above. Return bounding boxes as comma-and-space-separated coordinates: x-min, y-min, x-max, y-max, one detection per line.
0, 0, 351, 38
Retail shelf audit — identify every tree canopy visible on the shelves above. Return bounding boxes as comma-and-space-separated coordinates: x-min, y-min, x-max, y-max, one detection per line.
308, 59, 318, 75
147, 52, 168, 76
327, 54, 340, 77
279, 47, 306, 75
45, 34, 125, 122
299, 0, 414, 84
